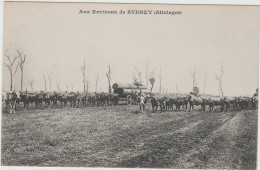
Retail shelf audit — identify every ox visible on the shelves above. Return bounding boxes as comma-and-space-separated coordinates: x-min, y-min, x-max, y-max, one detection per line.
62, 92, 78, 108
150, 95, 167, 113
252, 96, 258, 110
188, 94, 203, 111
3, 91, 18, 113
20, 91, 38, 110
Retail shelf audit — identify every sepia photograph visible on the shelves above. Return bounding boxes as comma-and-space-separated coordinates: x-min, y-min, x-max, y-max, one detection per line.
1, 1, 259, 169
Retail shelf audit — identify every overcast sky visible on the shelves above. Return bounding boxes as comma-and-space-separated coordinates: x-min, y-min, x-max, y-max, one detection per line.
3, 2, 259, 96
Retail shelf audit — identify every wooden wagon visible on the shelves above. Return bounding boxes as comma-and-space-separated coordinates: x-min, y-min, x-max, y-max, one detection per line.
112, 83, 148, 105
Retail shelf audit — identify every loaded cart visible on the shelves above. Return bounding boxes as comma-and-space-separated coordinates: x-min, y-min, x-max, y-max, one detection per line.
112, 83, 148, 105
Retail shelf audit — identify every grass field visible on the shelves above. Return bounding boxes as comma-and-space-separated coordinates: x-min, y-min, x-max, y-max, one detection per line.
1, 104, 258, 169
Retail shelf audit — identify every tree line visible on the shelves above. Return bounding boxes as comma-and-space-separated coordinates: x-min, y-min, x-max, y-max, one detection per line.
3, 48, 224, 96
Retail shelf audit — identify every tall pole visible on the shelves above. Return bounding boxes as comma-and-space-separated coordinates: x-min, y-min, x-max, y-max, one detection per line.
203, 72, 207, 95
80, 60, 86, 93
17, 50, 26, 91
159, 66, 162, 95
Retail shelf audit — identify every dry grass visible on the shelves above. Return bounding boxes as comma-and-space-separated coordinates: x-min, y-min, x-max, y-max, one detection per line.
1, 104, 257, 169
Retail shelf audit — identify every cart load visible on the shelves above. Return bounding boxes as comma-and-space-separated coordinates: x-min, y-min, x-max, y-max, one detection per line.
112, 83, 148, 105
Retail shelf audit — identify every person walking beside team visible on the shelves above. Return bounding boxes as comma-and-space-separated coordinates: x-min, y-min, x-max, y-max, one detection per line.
138, 93, 147, 113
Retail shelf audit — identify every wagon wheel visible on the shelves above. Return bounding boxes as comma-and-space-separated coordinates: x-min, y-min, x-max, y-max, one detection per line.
127, 95, 132, 105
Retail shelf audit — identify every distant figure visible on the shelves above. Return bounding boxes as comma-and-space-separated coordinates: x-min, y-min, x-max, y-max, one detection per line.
254, 88, 258, 97
76, 91, 82, 107
64, 91, 68, 97
7, 91, 17, 114
138, 93, 147, 112
53, 91, 58, 106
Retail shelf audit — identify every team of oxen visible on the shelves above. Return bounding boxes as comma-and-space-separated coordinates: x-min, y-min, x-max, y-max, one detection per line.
148, 93, 258, 113
2, 90, 258, 113
148, 94, 258, 112
2, 91, 120, 113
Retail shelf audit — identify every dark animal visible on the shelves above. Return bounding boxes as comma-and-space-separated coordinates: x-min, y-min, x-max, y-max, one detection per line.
212, 97, 225, 112
50, 92, 59, 107
166, 96, 177, 111
36, 92, 44, 108
176, 96, 189, 111
88, 94, 97, 107
20, 91, 38, 110
223, 97, 231, 112
238, 97, 250, 110
43, 92, 51, 108
150, 96, 167, 113
230, 97, 239, 111
110, 93, 119, 106
252, 96, 258, 110
61, 92, 78, 108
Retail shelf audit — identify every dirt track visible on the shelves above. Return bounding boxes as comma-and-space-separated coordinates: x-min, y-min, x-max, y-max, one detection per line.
1, 105, 258, 169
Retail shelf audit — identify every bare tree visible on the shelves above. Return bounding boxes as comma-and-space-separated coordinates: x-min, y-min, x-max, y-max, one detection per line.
16, 50, 26, 91
158, 66, 162, 94
47, 73, 52, 91
190, 69, 197, 89
80, 60, 86, 93
203, 72, 207, 95
28, 79, 34, 91
95, 74, 99, 92
106, 60, 115, 93
56, 81, 60, 91
86, 79, 90, 93
162, 87, 165, 94
65, 82, 69, 91
215, 65, 224, 97
132, 65, 142, 83
3, 50, 19, 91
149, 71, 155, 92
42, 73, 47, 91
145, 63, 149, 87
71, 83, 74, 91
176, 85, 179, 93
132, 73, 138, 83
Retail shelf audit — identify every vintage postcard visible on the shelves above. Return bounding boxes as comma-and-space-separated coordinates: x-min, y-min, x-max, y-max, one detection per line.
1, 2, 259, 169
